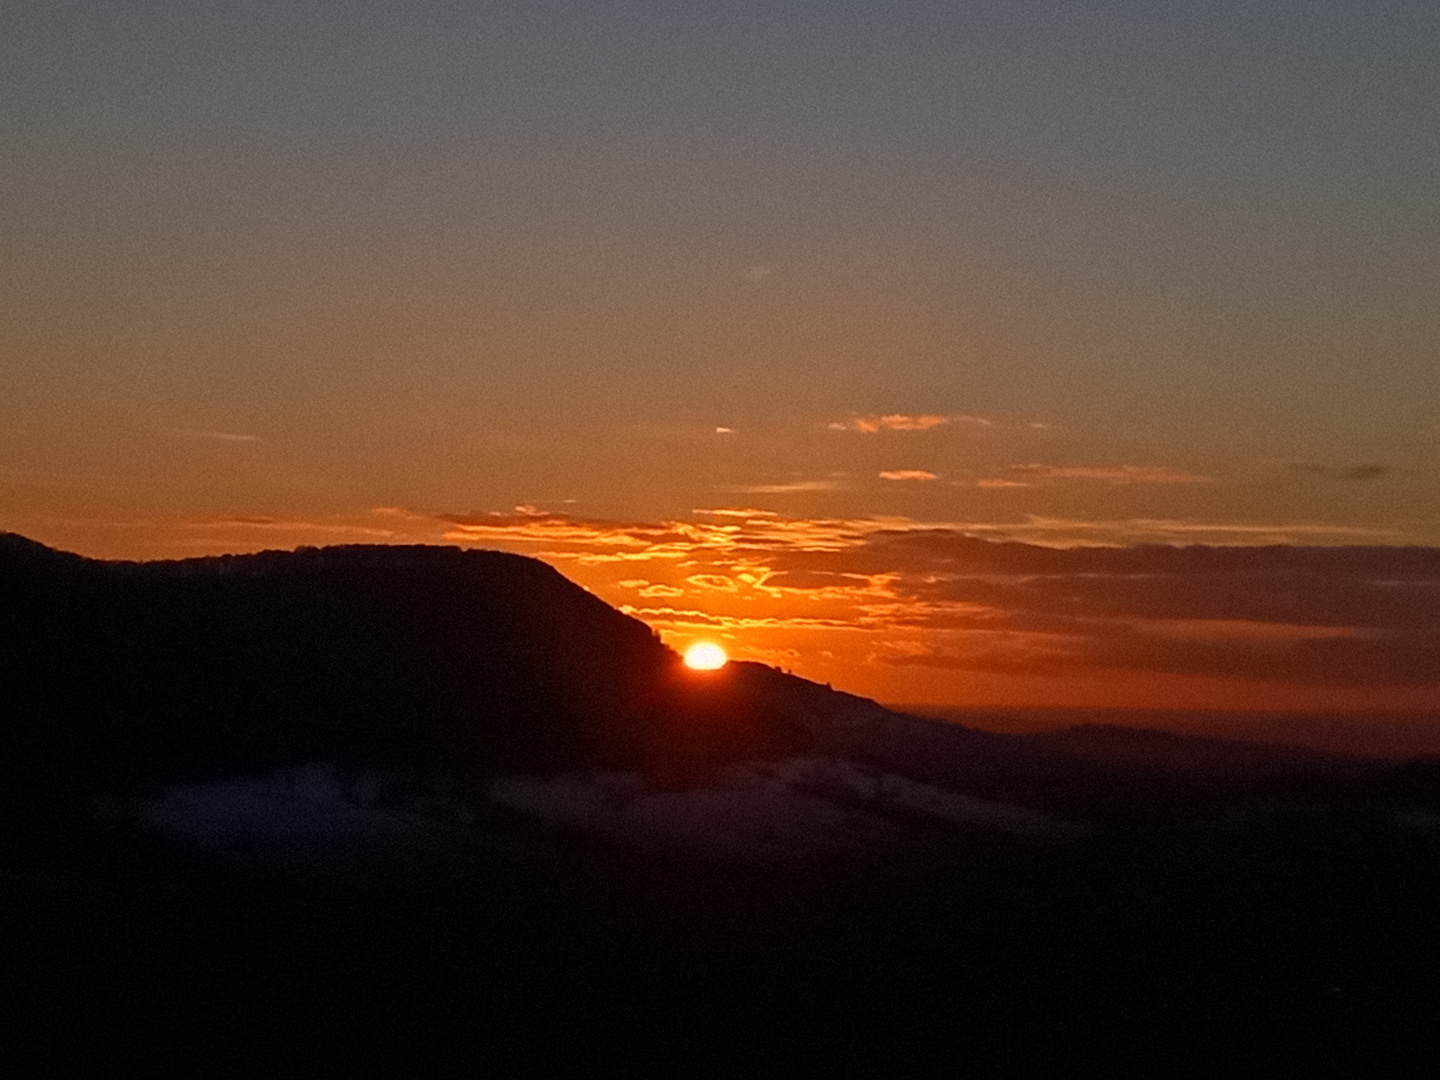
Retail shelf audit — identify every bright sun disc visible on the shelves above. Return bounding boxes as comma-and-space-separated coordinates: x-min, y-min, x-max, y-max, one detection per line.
683, 642, 728, 670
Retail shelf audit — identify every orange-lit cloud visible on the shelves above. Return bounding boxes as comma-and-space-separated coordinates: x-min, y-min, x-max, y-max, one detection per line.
376, 505, 1440, 698
34, 503, 1431, 708
828, 414, 989, 433
187, 515, 396, 538
172, 430, 263, 444
618, 579, 686, 598
687, 574, 739, 591
879, 470, 939, 481
727, 480, 844, 494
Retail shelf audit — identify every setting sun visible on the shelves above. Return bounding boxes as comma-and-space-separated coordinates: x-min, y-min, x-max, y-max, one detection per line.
683, 642, 729, 670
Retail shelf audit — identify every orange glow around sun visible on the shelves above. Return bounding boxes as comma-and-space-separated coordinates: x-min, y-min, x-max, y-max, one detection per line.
683, 642, 729, 670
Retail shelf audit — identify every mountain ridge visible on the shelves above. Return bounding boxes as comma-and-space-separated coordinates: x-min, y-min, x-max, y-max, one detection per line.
6, 533, 1440, 1070
4, 531, 1434, 829
0, 534, 805, 783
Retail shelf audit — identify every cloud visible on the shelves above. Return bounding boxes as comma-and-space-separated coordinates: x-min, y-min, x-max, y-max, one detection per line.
998, 517, 1403, 544
409, 504, 1403, 565
879, 470, 939, 481
792, 531, 1440, 684
975, 479, 1033, 489
714, 426, 734, 434
619, 605, 863, 633
727, 480, 844, 494
185, 515, 395, 538
173, 429, 262, 443
391, 503, 1437, 689
1288, 462, 1394, 482
686, 574, 739, 592
206, 515, 281, 526
742, 264, 776, 283
1003, 464, 1213, 485
695, 508, 778, 519
829, 414, 989, 434
617, 579, 688, 597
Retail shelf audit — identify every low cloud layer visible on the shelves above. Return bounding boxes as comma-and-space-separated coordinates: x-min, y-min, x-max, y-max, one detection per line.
30, 504, 1433, 704
413, 506, 1439, 691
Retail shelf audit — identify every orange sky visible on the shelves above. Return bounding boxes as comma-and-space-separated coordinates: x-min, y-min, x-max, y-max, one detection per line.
5, 3, 1438, 712
10, 501, 1435, 713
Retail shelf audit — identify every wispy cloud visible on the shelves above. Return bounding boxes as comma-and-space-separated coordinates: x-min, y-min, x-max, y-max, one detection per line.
727, 479, 844, 494
994, 516, 1402, 545
695, 508, 779, 519
1288, 462, 1394, 482
879, 470, 939, 481
618, 606, 865, 634
373, 504, 1435, 691
687, 574, 739, 591
1001, 464, 1213, 485
829, 414, 989, 434
173, 429, 262, 444
186, 515, 395, 538
405, 506, 1405, 562
742, 264, 776, 283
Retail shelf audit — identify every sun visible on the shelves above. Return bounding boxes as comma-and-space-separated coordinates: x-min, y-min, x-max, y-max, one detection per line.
683, 642, 729, 670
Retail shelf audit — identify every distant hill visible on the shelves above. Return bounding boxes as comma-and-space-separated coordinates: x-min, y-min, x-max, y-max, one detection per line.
902, 704, 1440, 761
0, 533, 812, 784
6, 534, 1440, 1073
4, 532, 1434, 830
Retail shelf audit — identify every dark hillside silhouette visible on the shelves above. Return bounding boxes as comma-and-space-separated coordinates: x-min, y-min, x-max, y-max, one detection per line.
4, 533, 1440, 1072
2, 532, 1430, 815
0, 534, 807, 784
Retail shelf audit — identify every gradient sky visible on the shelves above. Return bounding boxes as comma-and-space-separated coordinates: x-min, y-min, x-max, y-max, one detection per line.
5, 1, 1438, 709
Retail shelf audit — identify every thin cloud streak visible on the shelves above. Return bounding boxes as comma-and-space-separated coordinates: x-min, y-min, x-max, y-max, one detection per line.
1288, 462, 1394, 482
726, 480, 845, 494
828, 414, 990, 433
186, 515, 396, 538
1003, 464, 1213, 485
173, 430, 263, 444
975, 479, 1034, 489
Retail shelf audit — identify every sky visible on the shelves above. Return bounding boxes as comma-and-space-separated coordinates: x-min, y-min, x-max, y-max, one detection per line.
4, 1, 1438, 710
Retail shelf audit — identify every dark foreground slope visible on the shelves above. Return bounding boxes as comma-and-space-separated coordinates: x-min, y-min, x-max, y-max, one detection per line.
3, 534, 1440, 1073
0, 533, 808, 783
